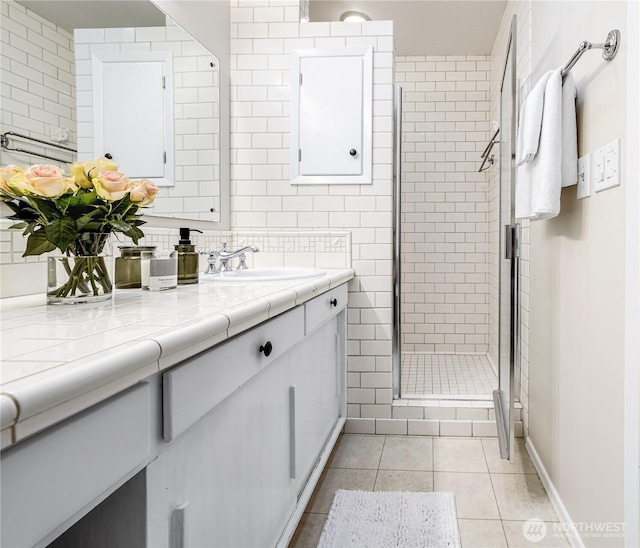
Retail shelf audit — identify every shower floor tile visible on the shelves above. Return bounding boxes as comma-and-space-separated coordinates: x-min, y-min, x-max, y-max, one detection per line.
401, 353, 497, 397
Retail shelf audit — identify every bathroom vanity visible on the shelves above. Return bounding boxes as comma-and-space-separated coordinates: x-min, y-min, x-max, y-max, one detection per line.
0, 269, 353, 548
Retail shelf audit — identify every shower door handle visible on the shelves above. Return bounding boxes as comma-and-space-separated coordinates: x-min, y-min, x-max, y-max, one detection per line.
504, 224, 520, 259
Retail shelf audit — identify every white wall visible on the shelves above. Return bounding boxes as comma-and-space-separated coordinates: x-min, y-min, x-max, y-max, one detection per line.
396, 55, 491, 356
227, 1, 399, 432
528, 2, 628, 544
624, 1, 640, 544
0, 0, 78, 298
0, 0, 76, 167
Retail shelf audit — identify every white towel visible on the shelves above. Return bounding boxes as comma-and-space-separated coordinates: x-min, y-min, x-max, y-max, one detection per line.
516, 68, 564, 220
516, 70, 553, 165
561, 72, 578, 187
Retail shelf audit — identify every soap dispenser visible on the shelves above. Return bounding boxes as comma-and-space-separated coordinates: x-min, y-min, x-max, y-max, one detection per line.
175, 227, 202, 285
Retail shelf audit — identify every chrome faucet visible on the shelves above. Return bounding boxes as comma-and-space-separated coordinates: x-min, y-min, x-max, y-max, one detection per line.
215, 242, 260, 272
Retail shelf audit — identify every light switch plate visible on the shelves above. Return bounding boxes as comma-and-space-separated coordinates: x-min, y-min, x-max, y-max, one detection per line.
593, 148, 605, 191
595, 138, 621, 192
577, 153, 591, 199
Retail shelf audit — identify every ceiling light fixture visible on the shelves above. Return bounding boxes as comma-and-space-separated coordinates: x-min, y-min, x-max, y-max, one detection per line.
340, 10, 370, 22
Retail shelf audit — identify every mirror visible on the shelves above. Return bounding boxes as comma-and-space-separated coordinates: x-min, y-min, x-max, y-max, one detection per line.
0, 0, 223, 224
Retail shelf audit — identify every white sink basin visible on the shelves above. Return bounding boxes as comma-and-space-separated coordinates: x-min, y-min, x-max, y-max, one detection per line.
201, 267, 326, 282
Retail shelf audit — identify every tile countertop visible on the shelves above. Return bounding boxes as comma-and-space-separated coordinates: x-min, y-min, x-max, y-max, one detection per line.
0, 268, 354, 448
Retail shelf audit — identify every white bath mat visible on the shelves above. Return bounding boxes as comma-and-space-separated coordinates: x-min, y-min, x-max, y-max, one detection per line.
317, 490, 461, 548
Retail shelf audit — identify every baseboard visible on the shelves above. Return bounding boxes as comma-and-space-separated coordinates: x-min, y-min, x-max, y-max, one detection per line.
525, 437, 585, 548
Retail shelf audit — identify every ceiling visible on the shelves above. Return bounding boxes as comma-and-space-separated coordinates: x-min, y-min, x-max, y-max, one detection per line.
18, 0, 507, 56
309, 0, 507, 56
17, 1, 166, 33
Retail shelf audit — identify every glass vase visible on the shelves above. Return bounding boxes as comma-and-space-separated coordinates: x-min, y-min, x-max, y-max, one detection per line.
47, 234, 113, 305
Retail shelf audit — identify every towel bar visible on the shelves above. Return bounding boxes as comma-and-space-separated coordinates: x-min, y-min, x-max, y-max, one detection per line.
561, 29, 620, 80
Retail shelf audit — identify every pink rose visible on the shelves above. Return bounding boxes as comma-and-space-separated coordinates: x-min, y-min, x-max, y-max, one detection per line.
13, 164, 75, 198
130, 179, 159, 207
93, 170, 132, 201
69, 158, 119, 189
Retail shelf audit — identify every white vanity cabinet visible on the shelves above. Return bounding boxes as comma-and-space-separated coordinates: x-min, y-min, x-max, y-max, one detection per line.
1, 384, 152, 548
0, 281, 348, 548
146, 284, 347, 548
292, 286, 346, 493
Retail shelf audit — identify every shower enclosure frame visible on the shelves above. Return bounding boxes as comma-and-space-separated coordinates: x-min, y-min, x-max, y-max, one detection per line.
391, 17, 521, 460
493, 15, 520, 461
392, 85, 402, 400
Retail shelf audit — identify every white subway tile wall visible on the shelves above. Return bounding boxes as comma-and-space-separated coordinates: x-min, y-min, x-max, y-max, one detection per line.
229, 0, 395, 424
0, 0, 76, 168
346, 400, 525, 438
74, 21, 221, 220
396, 55, 491, 355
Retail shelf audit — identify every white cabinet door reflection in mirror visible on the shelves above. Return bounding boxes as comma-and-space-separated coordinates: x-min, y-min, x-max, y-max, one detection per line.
75, 22, 220, 220
93, 53, 174, 187
291, 47, 373, 185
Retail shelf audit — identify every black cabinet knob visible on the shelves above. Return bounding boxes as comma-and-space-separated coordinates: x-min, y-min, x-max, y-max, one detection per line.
349, 149, 357, 157
330, 298, 338, 307
259, 341, 273, 357
104, 153, 113, 159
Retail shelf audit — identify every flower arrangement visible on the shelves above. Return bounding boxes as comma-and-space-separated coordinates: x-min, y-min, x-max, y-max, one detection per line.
1, 158, 159, 302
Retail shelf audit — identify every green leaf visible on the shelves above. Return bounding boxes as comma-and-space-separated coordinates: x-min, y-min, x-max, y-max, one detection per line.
76, 210, 102, 230
23, 230, 56, 257
44, 218, 78, 252
110, 195, 133, 216
3, 199, 35, 215
124, 225, 145, 244
108, 219, 132, 232
22, 222, 37, 236
79, 191, 99, 205
28, 196, 60, 219
9, 222, 28, 230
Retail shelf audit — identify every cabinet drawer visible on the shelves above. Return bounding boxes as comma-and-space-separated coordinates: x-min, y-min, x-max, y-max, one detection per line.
305, 284, 347, 335
0, 384, 151, 548
163, 305, 305, 442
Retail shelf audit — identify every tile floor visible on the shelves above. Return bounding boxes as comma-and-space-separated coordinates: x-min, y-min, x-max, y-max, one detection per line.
401, 354, 498, 397
289, 435, 570, 548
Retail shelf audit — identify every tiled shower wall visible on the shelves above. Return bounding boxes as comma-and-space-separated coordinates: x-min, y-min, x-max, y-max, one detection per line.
74, 21, 221, 220
0, 0, 76, 167
228, 0, 400, 432
396, 55, 491, 355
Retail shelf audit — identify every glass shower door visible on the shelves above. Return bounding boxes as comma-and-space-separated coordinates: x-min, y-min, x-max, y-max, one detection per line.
494, 15, 520, 461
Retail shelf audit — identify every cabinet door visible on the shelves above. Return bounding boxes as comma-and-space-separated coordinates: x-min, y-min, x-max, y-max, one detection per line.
147, 356, 296, 548
291, 48, 373, 185
292, 317, 340, 491
92, 52, 174, 187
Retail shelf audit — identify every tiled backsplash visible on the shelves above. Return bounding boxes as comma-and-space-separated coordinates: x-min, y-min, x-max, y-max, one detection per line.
0, 220, 350, 298
0, 0, 76, 168
396, 55, 491, 355
74, 20, 220, 220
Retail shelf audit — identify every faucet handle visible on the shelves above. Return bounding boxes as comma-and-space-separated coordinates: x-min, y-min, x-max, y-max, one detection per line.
220, 241, 228, 252
237, 253, 248, 270
204, 251, 219, 275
